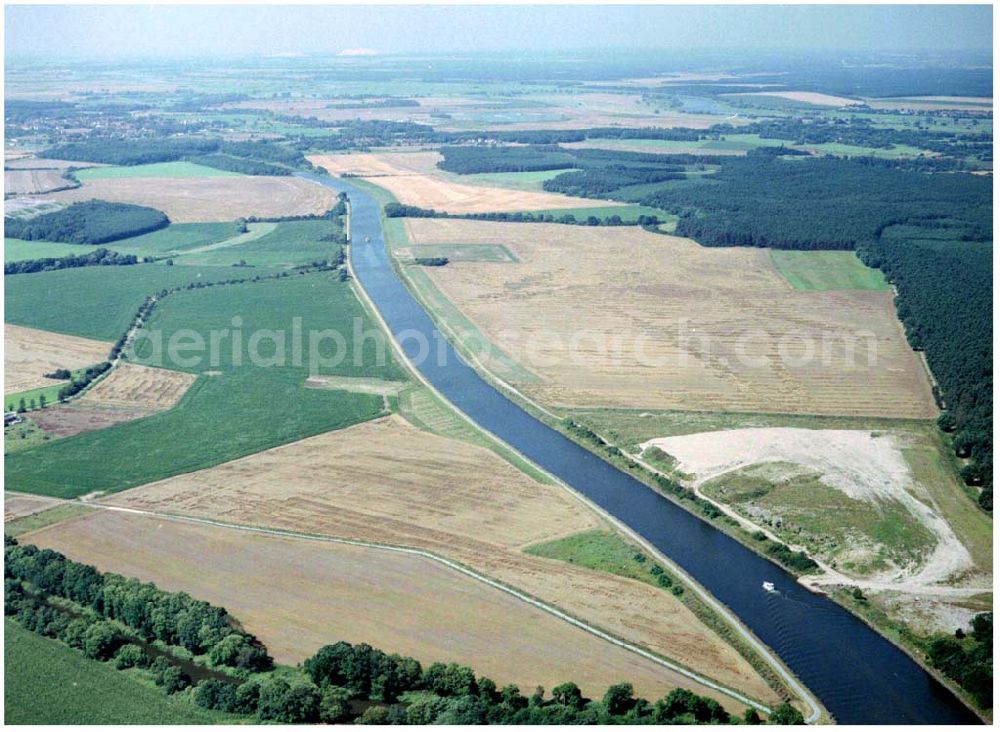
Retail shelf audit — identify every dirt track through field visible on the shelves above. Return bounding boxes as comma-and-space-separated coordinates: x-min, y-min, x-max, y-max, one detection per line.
24, 507, 759, 710
105, 415, 779, 705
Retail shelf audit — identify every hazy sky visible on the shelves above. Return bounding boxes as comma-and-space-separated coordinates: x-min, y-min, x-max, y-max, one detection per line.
5, 4, 993, 60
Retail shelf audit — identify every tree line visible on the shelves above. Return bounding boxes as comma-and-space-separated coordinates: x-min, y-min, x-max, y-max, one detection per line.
384, 202, 661, 228
5, 201, 169, 245
5, 247, 139, 275
5, 536, 803, 725
925, 612, 992, 710
42, 137, 307, 173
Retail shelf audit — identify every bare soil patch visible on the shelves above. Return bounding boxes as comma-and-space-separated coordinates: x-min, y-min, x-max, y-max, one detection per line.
30, 405, 155, 438
27, 509, 755, 711
5, 324, 111, 394
404, 219, 937, 418
309, 152, 619, 214
77, 363, 197, 411
107, 415, 777, 705
44, 176, 337, 222
304, 375, 406, 396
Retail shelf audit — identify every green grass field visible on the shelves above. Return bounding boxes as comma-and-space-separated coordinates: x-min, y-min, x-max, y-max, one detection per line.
176, 219, 343, 268
457, 169, 577, 191
74, 161, 243, 180
4, 239, 104, 263
5, 223, 243, 263
4, 619, 230, 724
5, 262, 275, 341
405, 243, 518, 263
769, 250, 890, 291
111, 222, 242, 255
526, 529, 679, 590
6, 273, 402, 498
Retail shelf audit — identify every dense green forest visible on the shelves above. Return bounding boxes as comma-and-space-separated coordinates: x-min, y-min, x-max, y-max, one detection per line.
437, 144, 720, 175
5, 201, 169, 244
4, 248, 140, 275
183, 154, 289, 176
544, 165, 685, 197
4, 537, 798, 725
640, 155, 993, 504
42, 138, 306, 172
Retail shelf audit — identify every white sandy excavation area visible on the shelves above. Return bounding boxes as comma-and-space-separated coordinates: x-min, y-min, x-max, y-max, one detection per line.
308, 151, 623, 214
640, 428, 972, 587
730, 91, 863, 107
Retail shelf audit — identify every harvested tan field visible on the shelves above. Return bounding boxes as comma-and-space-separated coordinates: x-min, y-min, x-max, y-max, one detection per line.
45, 176, 337, 222
311, 150, 444, 177
108, 415, 778, 706
30, 405, 155, 438
733, 91, 862, 107
5, 157, 104, 170
5, 324, 110, 394
309, 152, 614, 214
4, 169, 73, 195
404, 219, 937, 418
77, 363, 197, 411
28, 509, 755, 711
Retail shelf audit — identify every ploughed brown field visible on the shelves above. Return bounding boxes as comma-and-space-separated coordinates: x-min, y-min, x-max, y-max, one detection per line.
102, 415, 780, 706
5, 324, 111, 394
403, 219, 938, 418
44, 176, 338, 222
308, 151, 623, 214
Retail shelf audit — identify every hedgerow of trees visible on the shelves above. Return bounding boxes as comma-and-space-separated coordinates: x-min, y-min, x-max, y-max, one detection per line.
41, 137, 307, 172
5, 248, 139, 275
5, 201, 169, 245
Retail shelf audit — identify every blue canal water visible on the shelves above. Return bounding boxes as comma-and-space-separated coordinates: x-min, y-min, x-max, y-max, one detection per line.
302, 173, 979, 725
